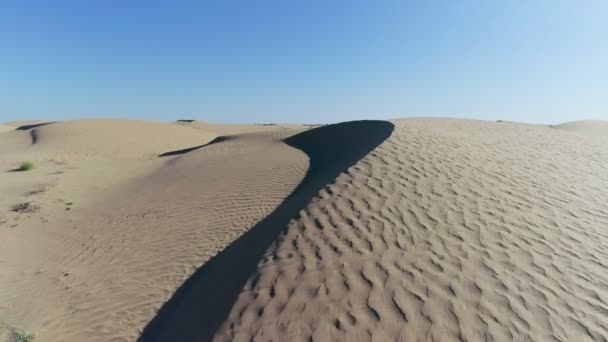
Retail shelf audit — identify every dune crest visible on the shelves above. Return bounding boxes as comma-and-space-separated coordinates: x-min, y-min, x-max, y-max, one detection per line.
0, 121, 311, 341
4, 120, 51, 128
25, 119, 217, 159
551, 120, 608, 138
2, 118, 608, 341
214, 118, 608, 341
174, 119, 311, 135
140, 120, 394, 341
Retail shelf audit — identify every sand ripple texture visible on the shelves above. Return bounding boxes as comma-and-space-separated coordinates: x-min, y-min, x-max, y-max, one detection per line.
0, 125, 308, 341
216, 119, 608, 342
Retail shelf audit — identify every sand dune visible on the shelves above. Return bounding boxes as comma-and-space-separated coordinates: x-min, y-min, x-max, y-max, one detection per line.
4, 120, 51, 128
0, 119, 220, 176
552, 120, 608, 138
16, 119, 216, 158
0, 125, 13, 134
213, 119, 608, 341
140, 121, 393, 341
0, 120, 310, 341
174, 119, 313, 135
1, 118, 608, 341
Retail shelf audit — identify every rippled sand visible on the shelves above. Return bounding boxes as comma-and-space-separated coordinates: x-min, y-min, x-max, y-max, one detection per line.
1, 118, 607, 341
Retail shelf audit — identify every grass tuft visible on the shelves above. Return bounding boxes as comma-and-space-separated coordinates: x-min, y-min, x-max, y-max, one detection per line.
18, 161, 34, 171
13, 331, 35, 342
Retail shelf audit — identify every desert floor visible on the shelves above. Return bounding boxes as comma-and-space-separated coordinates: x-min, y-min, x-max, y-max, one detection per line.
0, 118, 607, 341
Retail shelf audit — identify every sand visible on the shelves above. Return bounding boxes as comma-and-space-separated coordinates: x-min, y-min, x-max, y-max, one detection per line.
3, 121, 52, 128
0, 125, 13, 134
174, 119, 318, 135
552, 120, 608, 138
1, 118, 607, 341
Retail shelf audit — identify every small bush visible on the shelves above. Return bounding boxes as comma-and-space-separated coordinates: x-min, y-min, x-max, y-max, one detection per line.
18, 161, 34, 171
14, 331, 35, 342
10, 202, 39, 213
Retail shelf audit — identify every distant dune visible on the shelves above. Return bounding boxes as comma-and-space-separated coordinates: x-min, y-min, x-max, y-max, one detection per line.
4, 120, 51, 128
551, 120, 608, 137
1, 118, 607, 341
4, 119, 217, 159
174, 119, 310, 135
0, 125, 13, 134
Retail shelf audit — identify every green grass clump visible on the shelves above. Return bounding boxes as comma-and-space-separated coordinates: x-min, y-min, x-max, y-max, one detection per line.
18, 161, 34, 171
14, 331, 35, 342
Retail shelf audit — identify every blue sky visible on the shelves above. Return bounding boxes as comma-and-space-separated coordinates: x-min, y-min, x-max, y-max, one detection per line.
1, 1, 606, 124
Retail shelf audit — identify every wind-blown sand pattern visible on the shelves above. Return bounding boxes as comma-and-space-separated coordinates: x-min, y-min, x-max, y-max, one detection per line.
1, 118, 608, 341
0, 120, 310, 341
212, 119, 608, 342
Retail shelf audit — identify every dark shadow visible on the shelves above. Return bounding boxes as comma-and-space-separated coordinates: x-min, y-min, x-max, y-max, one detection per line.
139, 120, 394, 342
13, 122, 56, 144
15, 122, 56, 130
158, 136, 231, 157
29, 129, 39, 144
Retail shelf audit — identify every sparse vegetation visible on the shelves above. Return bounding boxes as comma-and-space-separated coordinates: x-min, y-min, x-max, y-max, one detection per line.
10, 202, 39, 213
18, 161, 34, 171
13, 331, 34, 342
25, 187, 46, 196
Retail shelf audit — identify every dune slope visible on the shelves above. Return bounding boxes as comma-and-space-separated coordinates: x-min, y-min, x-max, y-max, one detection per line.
4, 120, 51, 128
552, 120, 608, 138
213, 119, 608, 341
174, 119, 311, 135
0, 122, 312, 341
140, 120, 394, 341
0, 125, 14, 134
2, 118, 608, 342
25, 119, 217, 159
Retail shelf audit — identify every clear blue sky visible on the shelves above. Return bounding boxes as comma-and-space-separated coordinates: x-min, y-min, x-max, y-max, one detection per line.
1, 1, 606, 124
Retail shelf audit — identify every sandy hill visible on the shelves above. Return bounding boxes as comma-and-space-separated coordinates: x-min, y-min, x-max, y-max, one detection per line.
174, 119, 311, 135
4, 120, 52, 128
0, 125, 14, 134
552, 120, 608, 137
209, 119, 608, 341
1, 118, 608, 341
0, 119, 218, 161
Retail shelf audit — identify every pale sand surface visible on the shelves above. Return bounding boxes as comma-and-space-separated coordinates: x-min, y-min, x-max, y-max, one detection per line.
174, 119, 317, 135
0, 125, 13, 134
1, 118, 608, 341
552, 120, 608, 138
3, 120, 52, 128
0, 119, 309, 341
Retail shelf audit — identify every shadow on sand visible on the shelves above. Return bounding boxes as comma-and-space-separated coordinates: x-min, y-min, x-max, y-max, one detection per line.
158, 136, 231, 157
15, 122, 56, 131
139, 120, 394, 341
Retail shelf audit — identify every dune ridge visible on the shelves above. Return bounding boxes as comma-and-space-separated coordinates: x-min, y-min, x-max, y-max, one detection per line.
4, 120, 51, 128
1, 118, 608, 341
174, 120, 308, 136
213, 119, 608, 341
139, 120, 394, 341
0, 121, 311, 341
25, 119, 217, 158
552, 120, 608, 138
